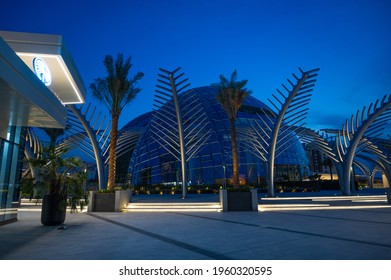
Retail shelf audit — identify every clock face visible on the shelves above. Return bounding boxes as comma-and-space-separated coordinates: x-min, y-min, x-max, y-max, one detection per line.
33, 57, 52, 86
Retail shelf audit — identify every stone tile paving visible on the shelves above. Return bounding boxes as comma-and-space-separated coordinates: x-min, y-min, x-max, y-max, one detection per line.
1, 191, 390, 260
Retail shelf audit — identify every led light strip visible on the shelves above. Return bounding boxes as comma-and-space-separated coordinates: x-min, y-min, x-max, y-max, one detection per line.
259, 204, 391, 212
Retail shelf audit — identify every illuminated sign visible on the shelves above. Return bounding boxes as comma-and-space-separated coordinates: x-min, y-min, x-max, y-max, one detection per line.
33, 57, 52, 86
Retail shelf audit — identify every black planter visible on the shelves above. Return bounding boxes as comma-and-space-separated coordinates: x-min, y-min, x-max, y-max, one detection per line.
41, 194, 66, 226
92, 192, 115, 212
227, 192, 253, 211
88, 190, 132, 212
220, 189, 258, 211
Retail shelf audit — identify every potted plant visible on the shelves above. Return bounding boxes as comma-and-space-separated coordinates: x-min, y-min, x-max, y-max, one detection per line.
25, 145, 86, 225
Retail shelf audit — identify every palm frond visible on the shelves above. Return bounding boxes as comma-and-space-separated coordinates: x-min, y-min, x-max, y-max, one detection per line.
103, 55, 115, 77
90, 53, 144, 116
215, 70, 252, 121
230, 69, 237, 84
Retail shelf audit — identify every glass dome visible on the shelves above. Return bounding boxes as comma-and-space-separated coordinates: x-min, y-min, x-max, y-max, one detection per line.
119, 86, 310, 187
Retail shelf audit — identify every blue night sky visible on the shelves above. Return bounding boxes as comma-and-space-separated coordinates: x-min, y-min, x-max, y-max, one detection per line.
2, 0, 391, 132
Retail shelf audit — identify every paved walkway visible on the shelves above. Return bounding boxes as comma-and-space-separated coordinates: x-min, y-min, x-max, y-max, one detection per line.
1, 191, 391, 260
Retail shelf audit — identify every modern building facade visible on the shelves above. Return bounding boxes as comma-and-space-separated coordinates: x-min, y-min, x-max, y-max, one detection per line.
0, 31, 85, 224
118, 86, 310, 188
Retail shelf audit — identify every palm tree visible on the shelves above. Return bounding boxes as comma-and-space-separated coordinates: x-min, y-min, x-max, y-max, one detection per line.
213, 70, 252, 188
90, 53, 143, 190
41, 127, 65, 148
26, 144, 86, 224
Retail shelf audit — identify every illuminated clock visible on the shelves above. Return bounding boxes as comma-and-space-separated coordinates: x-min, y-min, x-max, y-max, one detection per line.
33, 57, 52, 86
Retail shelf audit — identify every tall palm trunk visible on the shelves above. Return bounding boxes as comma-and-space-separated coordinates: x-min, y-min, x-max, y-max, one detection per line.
329, 164, 333, 181
213, 70, 251, 188
230, 119, 240, 188
108, 113, 119, 190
